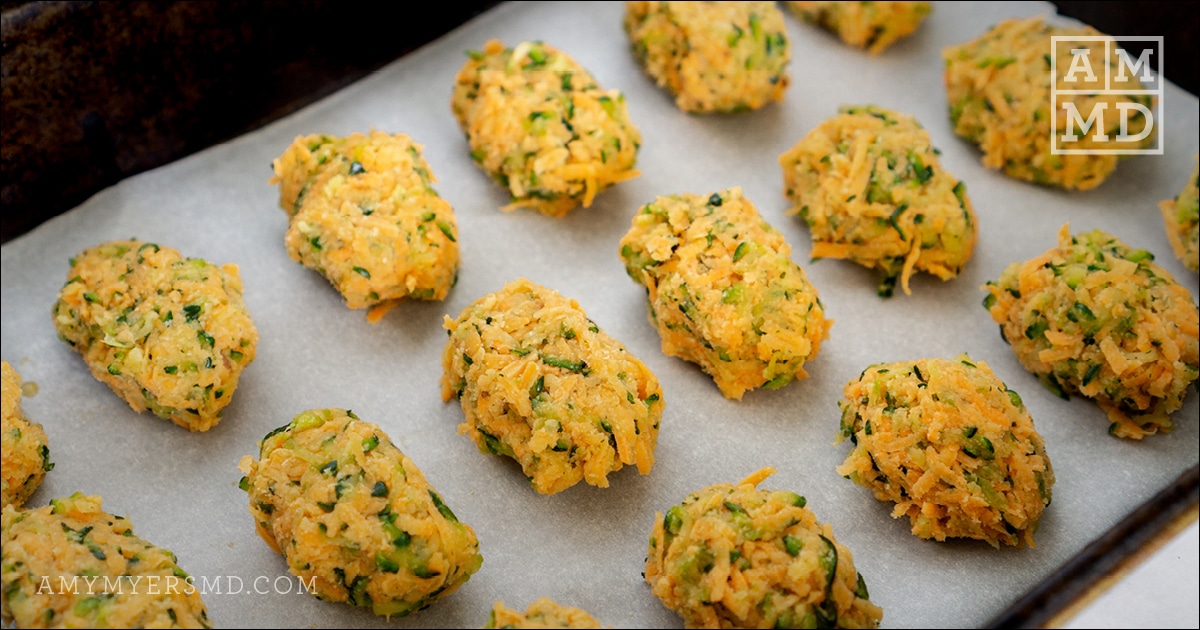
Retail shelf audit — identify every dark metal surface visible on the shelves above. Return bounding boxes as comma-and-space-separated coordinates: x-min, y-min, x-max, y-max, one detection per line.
1, 1, 496, 243
1053, 1, 1198, 95
987, 464, 1199, 628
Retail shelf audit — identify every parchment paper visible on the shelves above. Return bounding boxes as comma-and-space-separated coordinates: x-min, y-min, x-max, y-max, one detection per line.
2, 2, 1197, 628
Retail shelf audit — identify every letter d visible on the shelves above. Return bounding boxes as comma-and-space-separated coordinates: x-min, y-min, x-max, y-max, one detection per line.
1116, 102, 1153, 142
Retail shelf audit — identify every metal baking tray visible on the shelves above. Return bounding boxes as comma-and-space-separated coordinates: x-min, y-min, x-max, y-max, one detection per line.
2, 2, 1195, 627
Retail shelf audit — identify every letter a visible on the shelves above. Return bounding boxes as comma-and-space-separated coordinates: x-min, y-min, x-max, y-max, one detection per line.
1065, 48, 1097, 83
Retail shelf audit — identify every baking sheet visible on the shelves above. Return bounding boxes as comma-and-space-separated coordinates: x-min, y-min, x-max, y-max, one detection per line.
2, 2, 1197, 628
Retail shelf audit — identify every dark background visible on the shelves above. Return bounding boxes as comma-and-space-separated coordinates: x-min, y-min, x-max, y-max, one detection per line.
1, 1, 1196, 244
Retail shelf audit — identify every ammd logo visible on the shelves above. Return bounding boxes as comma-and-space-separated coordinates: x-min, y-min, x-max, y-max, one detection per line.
1050, 36, 1163, 155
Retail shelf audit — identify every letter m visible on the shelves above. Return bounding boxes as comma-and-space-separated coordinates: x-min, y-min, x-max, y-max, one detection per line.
196, 574, 224, 595
1061, 102, 1109, 142
1115, 48, 1154, 83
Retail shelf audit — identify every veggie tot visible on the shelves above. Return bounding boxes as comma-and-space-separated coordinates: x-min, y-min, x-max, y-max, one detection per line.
238, 409, 482, 617
1, 493, 211, 628
780, 105, 977, 297
1, 361, 51, 508
271, 130, 460, 316
485, 597, 604, 629
984, 226, 1199, 439
943, 17, 1154, 190
441, 278, 663, 495
787, 1, 931, 55
1159, 156, 1199, 272
645, 467, 882, 629
619, 187, 830, 399
451, 39, 641, 217
836, 356, 1054, 547
51, 240, 258, 432
624, 1, 790, 113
